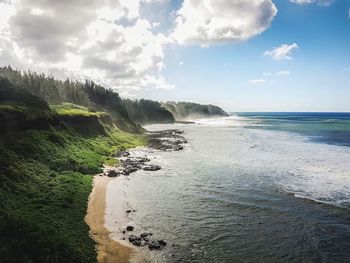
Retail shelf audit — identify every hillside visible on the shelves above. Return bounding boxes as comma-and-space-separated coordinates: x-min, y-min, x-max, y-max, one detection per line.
0, 66, 142, 133
163, 101, 229, 120
123, 99, 175, 124
0, 67, 229, 127
0, 81, 146, 262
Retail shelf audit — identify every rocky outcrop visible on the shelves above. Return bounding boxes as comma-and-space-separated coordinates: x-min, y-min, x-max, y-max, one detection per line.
105, 129, 187, 178
147, 129, 187, 151
126, 232, 166, 250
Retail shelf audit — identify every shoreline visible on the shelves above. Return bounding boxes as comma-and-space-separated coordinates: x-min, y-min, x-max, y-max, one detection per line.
85, 175, 135, 263
85, 129, 188, 262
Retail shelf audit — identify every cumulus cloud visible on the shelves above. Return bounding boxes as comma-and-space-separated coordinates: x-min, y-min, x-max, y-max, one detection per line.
171, 0, 277, 46
289, 0, 335, 6
0, 0, 173, 96
0, 0, 282, 95
264, 43, 299, 60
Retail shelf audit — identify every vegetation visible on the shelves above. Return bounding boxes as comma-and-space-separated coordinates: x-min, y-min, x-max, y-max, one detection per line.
0, 66, 142, 133
51, 103, 106, 117
0, 67, 228, 262
123, 99, 175, 124
163, 101, 229, 120
0, 82, 146, 262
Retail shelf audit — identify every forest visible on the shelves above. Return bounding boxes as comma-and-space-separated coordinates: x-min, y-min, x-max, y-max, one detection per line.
0, 66, 228, 129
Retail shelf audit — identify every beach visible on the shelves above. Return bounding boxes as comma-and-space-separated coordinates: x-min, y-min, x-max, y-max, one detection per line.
85, 175, 141, 263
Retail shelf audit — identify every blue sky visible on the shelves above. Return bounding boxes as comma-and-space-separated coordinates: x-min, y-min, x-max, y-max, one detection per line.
138, 0, 350, 112
0, 0, 349, 112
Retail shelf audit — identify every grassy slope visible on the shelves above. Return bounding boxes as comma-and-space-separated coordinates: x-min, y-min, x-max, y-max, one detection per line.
0, 103, 146, 262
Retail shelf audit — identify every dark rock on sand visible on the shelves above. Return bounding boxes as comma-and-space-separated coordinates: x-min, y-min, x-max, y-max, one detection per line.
158, 240, 167, 246
123, 167, 138, 175
126, 226, 134, 231
143, 165, 161, 171
140, 232, 152, 238
106, 170, 122, 177
128, 235, 141, 246
126, 209, 131, 213
148, 241, 162, 250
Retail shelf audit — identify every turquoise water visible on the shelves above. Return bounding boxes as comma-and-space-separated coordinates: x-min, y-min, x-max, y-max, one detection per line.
235, 112, 350, 147
107, 114, 350, 262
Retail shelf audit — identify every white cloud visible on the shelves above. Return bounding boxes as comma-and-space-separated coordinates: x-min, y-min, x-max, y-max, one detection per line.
289, 0, 335, 6
171, 0, 277, 46
179, 61, 184, 66
277, 70, 291, 75
249, 79, 266, 84
290, 0, 314, 3
263, 70, 291, 76
0, 0, 173, 96
264, 43, 299, 60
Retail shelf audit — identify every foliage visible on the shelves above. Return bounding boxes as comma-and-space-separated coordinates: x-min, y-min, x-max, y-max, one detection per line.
0, 66, 142, 133
0, 126, 145, 262
51, 103, 107, 117
0, 84, 146, 262
163, 101, 229, 120
123, 98, 175, 124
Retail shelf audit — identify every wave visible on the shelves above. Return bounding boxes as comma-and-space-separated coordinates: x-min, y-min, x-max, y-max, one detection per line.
231, 128, 350, 207
192, 115, 262, 127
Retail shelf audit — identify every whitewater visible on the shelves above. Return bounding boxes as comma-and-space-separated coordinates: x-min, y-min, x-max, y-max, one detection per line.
104, 114, 350, 262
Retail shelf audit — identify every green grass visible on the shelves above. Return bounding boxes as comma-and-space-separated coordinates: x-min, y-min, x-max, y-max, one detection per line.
0, 103, 55, 120
0, 116, 146, 262
104, 157, 119, 166
51, 103, 107, 118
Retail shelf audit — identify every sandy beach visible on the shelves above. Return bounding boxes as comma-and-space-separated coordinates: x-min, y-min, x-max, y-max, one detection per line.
85, 175, 134, 263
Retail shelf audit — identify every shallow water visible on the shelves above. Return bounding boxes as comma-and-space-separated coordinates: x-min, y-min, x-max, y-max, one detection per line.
106, 115, 350, 262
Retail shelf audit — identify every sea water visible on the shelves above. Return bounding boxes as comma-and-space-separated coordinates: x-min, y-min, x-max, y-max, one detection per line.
106, 113, 350, 262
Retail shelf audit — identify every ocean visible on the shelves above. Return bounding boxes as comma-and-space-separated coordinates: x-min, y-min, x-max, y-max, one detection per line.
105, 113, 350, 262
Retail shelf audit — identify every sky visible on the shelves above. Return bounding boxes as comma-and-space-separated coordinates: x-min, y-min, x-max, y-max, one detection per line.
0, 0, 349, 112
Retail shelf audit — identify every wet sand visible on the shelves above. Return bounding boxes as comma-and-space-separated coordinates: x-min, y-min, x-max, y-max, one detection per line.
85, 175, 134, 263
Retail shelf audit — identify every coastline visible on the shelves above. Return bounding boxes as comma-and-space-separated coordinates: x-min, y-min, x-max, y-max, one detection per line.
85, 175, 134, 263
85, 130, 188, 262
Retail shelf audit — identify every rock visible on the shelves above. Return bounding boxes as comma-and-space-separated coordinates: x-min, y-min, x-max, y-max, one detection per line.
140, 233, 153, 242
140, 232, 152, 239
122, 231, 126, 234
126, 209, 131, 213
142, 236, 149, 242
158, 240, 167, 246
106, 170, 122, 177
147, 129, 187, 152
128, 235, 141, 246
115, 151, 130, 157
134, 157, 150, 163
172, 145, 183, 151
123, 167, 138, 175
126, 226, 134, 231
148, 241, 162, 250
143, 165, 161, 171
